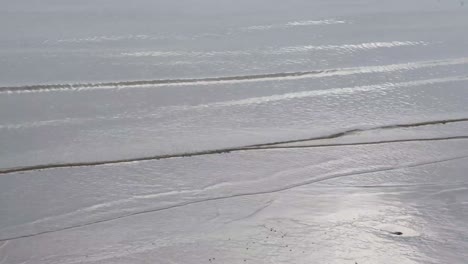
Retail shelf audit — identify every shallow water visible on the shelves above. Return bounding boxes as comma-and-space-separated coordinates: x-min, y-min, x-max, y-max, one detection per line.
1, 1, 468, 263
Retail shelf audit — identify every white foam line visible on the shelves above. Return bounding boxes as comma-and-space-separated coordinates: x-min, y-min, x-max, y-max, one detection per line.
119, 40, 425, 58
2, 75, 467, 131
273, 41, 426, 54
187, 76, 468, 109
45, 19, 346, 45
112, 57, 468, 89
244, 19, 346, 31
1, 58, 467, 130
2, 56, 460, 97
175, 57, 461, 85
49, 34, 163, 44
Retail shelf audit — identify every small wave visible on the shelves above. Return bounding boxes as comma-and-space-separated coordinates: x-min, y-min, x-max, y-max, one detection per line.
0, 117, 95, 130
119, 40, 425, 58
44, 19, 346, 45
44, 34, 179, 45
189, 76, 468, 109
243, 19, 346, 31
54, 34, 153, 43
119, 50, 250, 58
272, 41, 426, 54
3, 73, 468, 131
1, 57, 466, 94
0, 69, 332, 94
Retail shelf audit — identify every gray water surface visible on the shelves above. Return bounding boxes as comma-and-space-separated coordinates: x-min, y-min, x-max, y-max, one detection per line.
1, 1, 468, 263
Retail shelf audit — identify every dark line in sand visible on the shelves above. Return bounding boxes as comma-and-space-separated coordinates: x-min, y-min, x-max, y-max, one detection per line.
252, 136, 468, 150
249, 118, 468, 147
1, 118, 468, 175
1, 154, 467, 242
0, 69, 334, 93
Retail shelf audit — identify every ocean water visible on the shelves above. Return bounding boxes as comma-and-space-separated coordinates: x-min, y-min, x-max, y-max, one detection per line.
1, 1, 468, 263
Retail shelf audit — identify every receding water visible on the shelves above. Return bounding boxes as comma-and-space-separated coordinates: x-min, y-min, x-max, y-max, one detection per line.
1, 1, 468, 263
